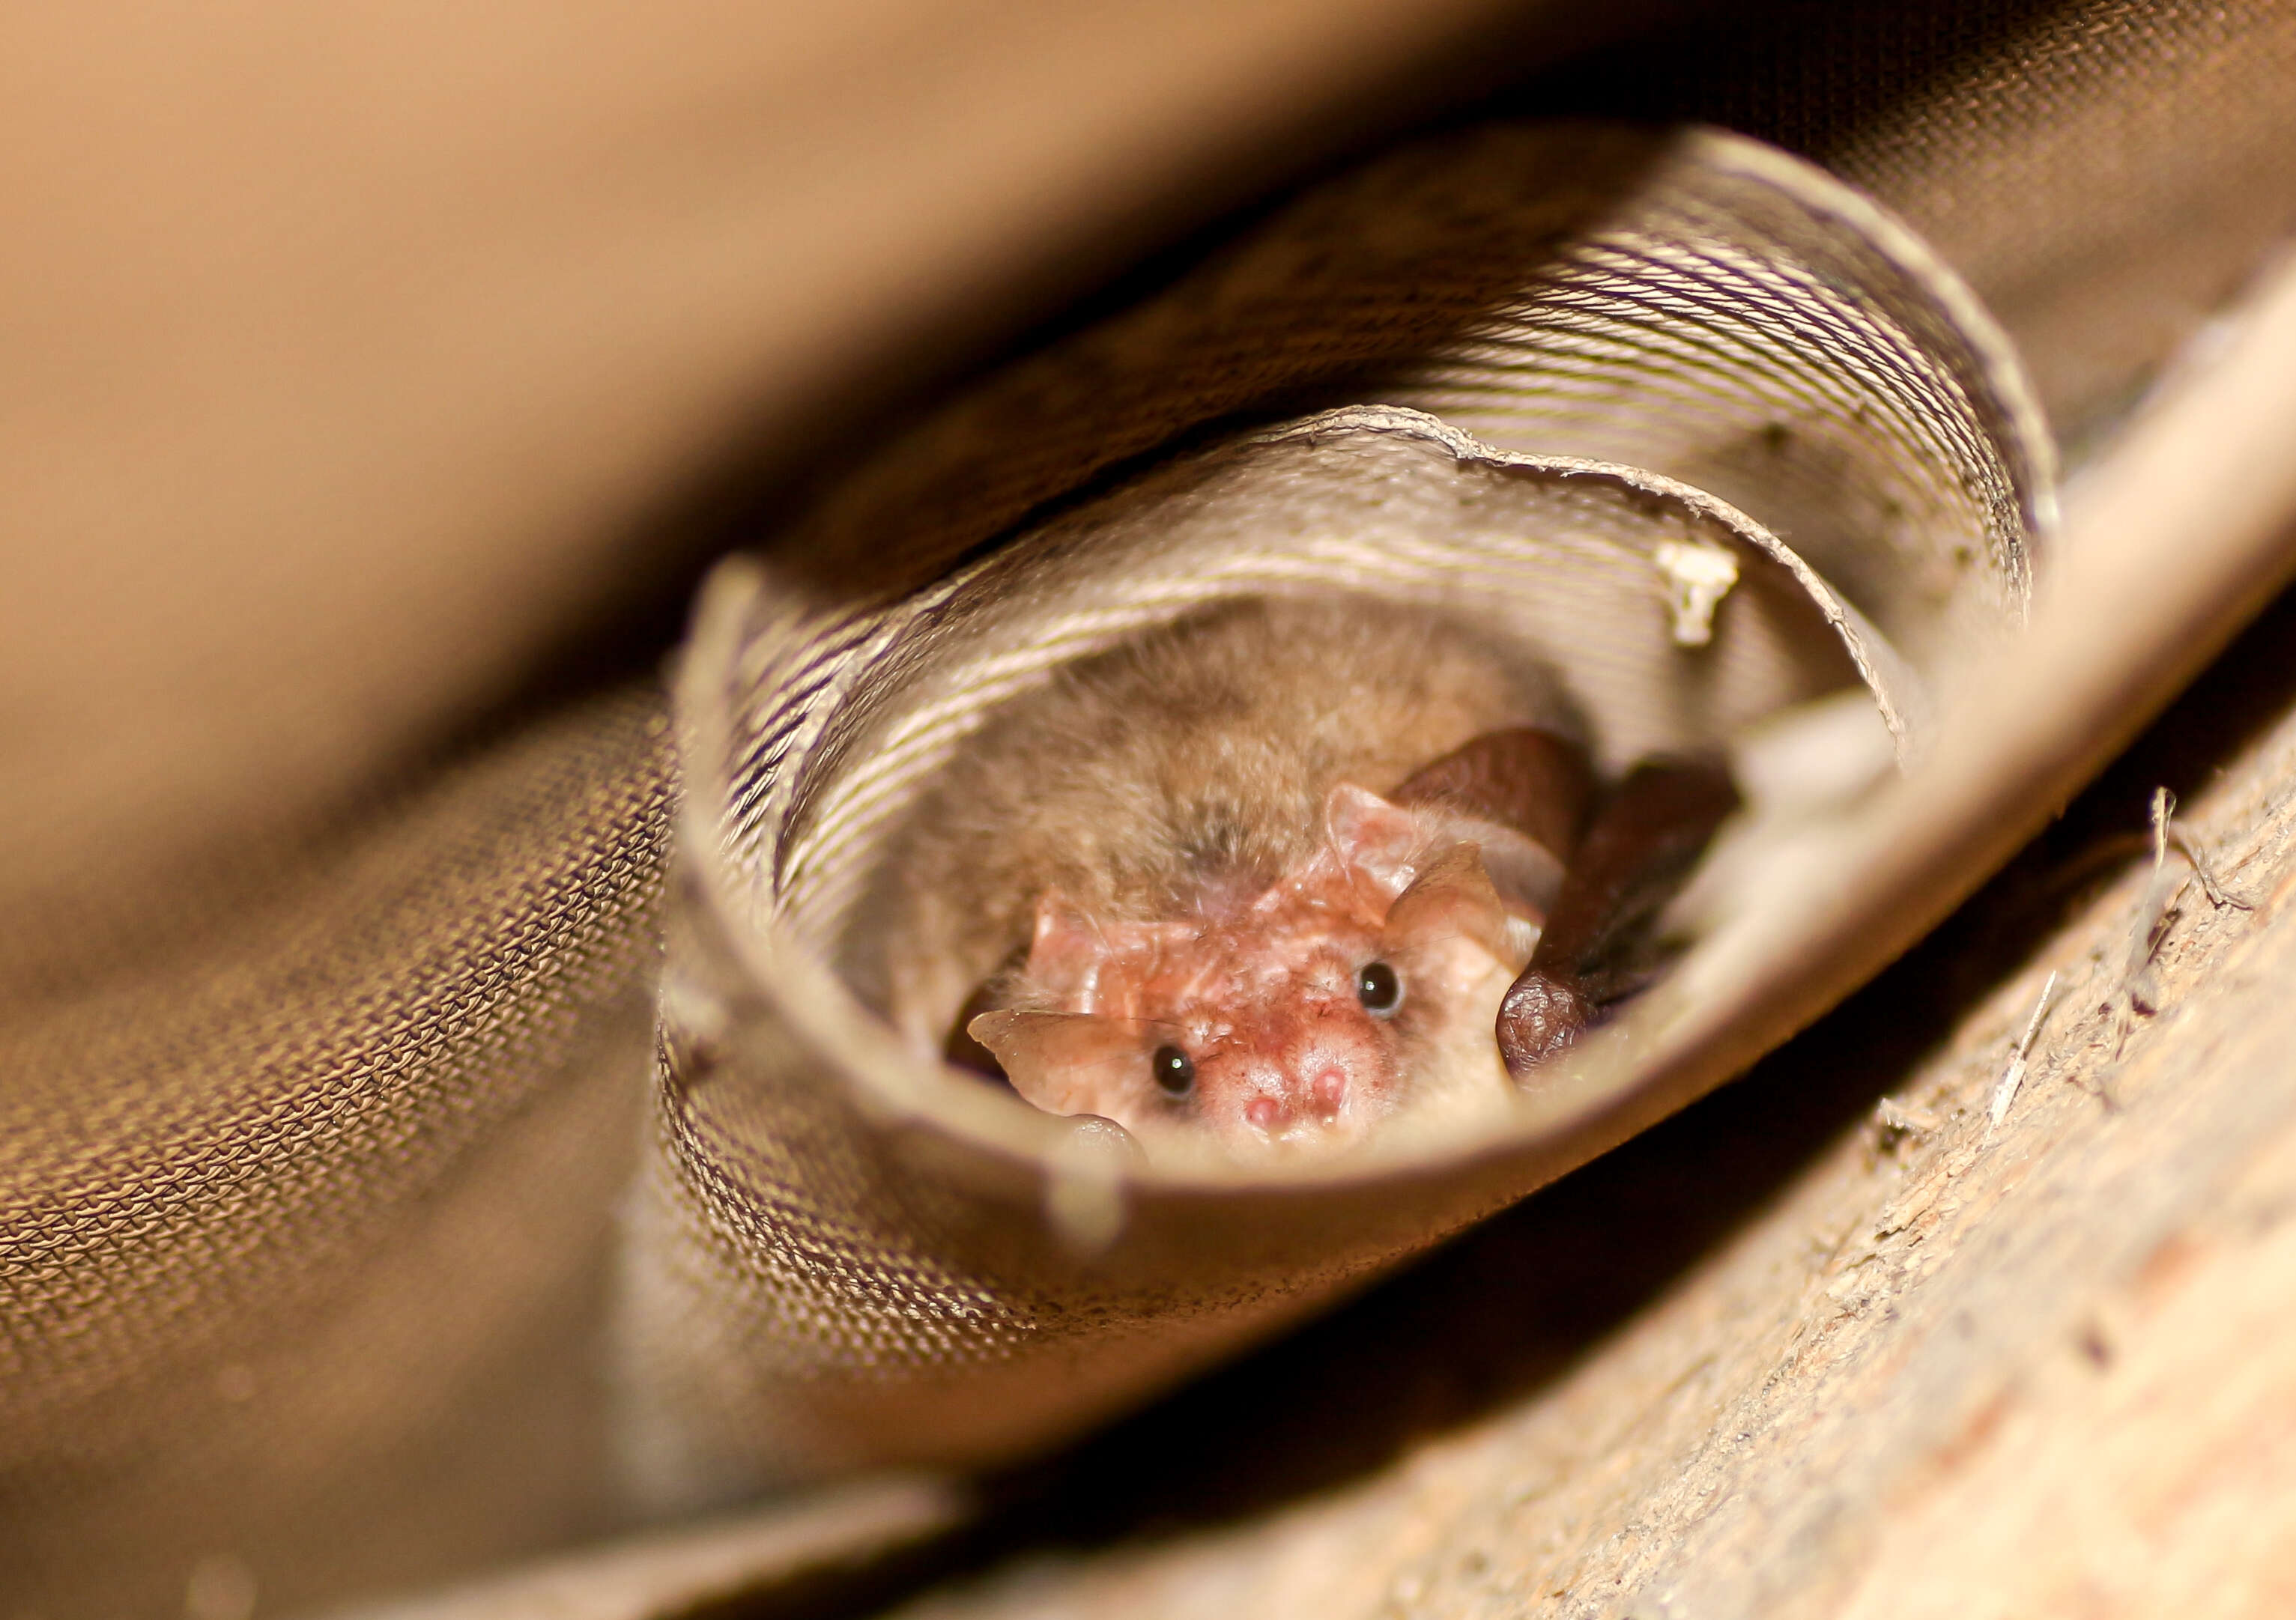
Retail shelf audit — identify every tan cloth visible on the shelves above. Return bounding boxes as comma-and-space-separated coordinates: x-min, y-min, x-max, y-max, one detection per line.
4, 2, 2295, 1617
636, 122, 2039, 1502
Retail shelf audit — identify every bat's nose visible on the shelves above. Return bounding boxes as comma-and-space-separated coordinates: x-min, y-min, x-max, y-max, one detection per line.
1241, 1060, 1348, 1132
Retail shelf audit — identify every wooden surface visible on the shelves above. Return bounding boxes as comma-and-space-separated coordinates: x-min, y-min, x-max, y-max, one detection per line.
853, 565, 2296, 1618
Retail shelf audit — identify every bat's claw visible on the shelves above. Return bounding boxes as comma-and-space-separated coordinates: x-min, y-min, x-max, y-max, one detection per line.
1497, 968, 1593, 1079
1062, 1112, 1146, 1165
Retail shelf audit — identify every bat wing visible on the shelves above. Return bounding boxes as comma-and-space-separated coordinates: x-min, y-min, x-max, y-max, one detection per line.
1391, 726, 1593, 870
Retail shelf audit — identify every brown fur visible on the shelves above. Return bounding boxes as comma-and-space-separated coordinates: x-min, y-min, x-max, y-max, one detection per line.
850, 593, 1568, 1055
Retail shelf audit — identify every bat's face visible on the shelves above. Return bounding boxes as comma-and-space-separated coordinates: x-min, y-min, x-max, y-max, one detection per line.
971, 786, 1548, 1159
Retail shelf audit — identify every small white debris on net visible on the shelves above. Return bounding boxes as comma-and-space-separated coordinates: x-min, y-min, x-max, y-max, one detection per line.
1986, 970, 2060, 1142
1654, 538, 1740, 646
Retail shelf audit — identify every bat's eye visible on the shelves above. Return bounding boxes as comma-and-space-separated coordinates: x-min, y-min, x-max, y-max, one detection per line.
1357, 960, 1404, 1016
1151, 1044, 1196, 1099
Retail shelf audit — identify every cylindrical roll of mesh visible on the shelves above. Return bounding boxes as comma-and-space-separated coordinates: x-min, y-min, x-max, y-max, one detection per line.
624, 124, 2052, 1505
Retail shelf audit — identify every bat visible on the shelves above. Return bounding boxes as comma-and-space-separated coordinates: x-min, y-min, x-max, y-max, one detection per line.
857, 594, 1733, 1162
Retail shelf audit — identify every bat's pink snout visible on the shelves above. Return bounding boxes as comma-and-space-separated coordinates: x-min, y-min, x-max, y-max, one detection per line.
1241, 1064, 1349, 1132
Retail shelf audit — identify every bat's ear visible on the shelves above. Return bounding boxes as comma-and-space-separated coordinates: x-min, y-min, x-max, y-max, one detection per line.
1326, 783, 1566, 917
1023, 889, 1108, 1008
968, 1010, 1166, 1120
1447, 817, 1567, 919
1324, 783, 1429, 900
1382, 845, 1512, 959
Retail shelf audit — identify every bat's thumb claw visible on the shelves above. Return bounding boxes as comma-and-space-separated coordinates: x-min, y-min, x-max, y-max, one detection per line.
1061, 1113, 1146, 1165
1497, 968, 1593, 1079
